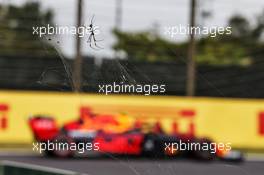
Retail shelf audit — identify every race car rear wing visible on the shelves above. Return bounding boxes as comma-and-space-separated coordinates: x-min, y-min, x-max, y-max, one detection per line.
28, 116, 59, 142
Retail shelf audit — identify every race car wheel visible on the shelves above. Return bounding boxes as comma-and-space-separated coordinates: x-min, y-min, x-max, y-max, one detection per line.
142, 137, 155, 157
51, 134, 74, 158
193, 139, 215, 161
142, 134, 163, 157
44, 149, 55, 157
195, 148, 214, 161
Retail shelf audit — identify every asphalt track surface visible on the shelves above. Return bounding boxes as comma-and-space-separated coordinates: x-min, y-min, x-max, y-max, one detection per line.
1, 154, 263, 175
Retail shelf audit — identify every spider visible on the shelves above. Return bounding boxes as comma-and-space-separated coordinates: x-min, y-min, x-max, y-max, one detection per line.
85, 15, 103, 50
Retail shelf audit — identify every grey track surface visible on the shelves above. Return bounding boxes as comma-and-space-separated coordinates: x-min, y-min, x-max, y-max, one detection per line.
0, 155, 262, 175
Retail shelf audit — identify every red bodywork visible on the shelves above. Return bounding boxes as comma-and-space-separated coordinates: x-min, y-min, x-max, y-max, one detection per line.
94, 132, 144, 155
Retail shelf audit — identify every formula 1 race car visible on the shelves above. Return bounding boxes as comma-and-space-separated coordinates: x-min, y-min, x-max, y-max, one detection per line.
28, 110, 243, 161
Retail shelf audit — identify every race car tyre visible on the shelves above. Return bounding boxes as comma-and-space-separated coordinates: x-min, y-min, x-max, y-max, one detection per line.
51, 134, 74, 158
44, 149, 55, 157
142, 134, 164, 157
193, 139, 215, 161
195, 148, 214, 161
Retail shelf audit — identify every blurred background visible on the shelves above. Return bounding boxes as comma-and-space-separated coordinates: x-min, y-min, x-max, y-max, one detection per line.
0, 0, 263, 97
1, 0, 264, 175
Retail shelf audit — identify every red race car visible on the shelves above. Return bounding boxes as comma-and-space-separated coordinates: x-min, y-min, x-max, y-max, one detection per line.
29, 112, 243, 161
